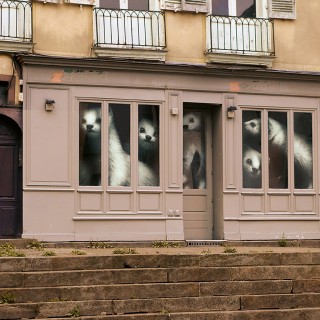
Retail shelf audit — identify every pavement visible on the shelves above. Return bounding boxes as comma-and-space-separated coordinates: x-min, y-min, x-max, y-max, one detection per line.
2, 238, 320, 257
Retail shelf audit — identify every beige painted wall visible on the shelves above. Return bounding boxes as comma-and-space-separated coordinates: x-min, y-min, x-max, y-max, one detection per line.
273, 0, 320, 72
33, 2, 93, 57
0, 55, 13, 75
27, 0, 320, 71
165, 11, 206, 64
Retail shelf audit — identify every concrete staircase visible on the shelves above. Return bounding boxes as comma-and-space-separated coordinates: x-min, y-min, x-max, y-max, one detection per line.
1, 251, 320, 319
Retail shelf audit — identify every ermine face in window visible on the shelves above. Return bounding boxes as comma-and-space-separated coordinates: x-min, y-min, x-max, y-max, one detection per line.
81, 109, 101, 136
138, 118, 158, 151
183, 112, 201, 131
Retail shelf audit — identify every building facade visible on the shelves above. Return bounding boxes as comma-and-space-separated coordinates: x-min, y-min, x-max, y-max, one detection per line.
1, 0, 320, 241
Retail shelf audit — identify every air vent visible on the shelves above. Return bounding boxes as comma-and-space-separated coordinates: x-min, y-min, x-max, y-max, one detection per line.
186, 240, 226, 246
269, 0, 296, 19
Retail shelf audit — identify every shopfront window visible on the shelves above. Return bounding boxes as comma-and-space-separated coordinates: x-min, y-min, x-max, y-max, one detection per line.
138, 105, 159, 186
108, 103, 131, 186
294, 112, 313, 189
79, 101, 160, 188
268, 112, 288, 189
242, 109, 313, 190
242, 110, 262, 188
79, 102, 102, 186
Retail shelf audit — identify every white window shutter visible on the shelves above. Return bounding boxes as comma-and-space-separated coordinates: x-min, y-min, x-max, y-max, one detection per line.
268, 0, 296, 19
160, 0, 209, 13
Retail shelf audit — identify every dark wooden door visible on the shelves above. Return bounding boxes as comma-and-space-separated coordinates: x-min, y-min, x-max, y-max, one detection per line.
0, 120, 22, 238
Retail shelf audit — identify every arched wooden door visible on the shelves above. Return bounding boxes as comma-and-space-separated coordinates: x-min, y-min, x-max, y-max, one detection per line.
0, 116, 22, 238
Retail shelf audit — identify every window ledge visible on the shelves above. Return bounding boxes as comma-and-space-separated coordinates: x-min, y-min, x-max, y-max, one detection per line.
205, 52, 275, 68
92, 47, 167, 62
0, 40, 33, 53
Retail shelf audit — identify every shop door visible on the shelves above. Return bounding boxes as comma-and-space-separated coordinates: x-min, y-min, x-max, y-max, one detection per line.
0, 119, 21, 238
183, 106, 213, 240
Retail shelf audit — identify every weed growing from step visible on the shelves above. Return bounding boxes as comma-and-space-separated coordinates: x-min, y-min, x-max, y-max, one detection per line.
68, 305, 81, 318
152, 241, 181, 248
42, 250, 56, 256
0, 293, 16, 304
88, 241, 114, 249
0, 243, 25, 257
278, 233, 287, 247
222, 246, 237, 254
71, 250, 86, 255
201, 249, 212, 255
113, 248, 139, 255
26, 240, 45, 251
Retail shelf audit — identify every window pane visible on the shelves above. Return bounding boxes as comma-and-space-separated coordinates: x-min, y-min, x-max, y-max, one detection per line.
108, 104, 131, 186
79, 102, 101, 186
128, 0, 149, 10
211, 0, 229, 15
242, 111, 262, 188
99, 0, 120, 9
268, 112, 288, 189
294, 113, 313, 189
138, 105, 159, 186
183, 110, 206, 189
237, 0, 255, 17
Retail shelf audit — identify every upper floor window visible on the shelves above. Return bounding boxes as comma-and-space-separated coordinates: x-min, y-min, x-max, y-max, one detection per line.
211, 0, 256, 17
98, 0, 152, 10
0, 0, 32, 42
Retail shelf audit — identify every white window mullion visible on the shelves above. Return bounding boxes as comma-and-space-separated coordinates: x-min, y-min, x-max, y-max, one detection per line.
120, 0, 128, 9
228, 0, 236, 16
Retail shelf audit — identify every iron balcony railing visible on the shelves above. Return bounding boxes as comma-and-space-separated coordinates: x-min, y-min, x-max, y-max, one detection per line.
207, 15, 274, 55
94, 8, 166, 49
0, 0, 32, 42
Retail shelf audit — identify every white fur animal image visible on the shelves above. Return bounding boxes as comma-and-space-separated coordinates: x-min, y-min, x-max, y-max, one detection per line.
242, 145, 262, 188
244, 117, 313, 188
183, 131, 206, 189
138, 118, 158, 152
183, 112, 201, 131
108, 108, 158, 187
79, 107, 101, 186
138, 117, 159, 169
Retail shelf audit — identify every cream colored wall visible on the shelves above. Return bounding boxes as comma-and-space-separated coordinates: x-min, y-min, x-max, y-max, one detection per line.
33, 2, 93, 57
165, 11, 206, 64
0, 55, 13, 75
0, 54, 20, 105
273, 0, 320, 72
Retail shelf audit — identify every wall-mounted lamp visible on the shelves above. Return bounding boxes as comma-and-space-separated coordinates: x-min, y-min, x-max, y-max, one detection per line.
227, 106, 237, 119
45, 99, 55, 112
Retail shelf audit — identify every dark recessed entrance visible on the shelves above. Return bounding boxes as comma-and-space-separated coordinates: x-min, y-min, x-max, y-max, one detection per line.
0, 115, 22, 238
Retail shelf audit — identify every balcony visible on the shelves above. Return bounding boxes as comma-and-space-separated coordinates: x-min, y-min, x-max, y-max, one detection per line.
93, 8, 166, 61
0, 0, 32, 52
206, 15, 275, 67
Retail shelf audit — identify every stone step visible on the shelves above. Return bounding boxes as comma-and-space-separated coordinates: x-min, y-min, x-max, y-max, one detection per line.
27, 308, 320, 320
3, 252, 320, 272
2, 265, 320, 288
2, 293, 320, 319
0, 278, 308, 304
0, 295, 239, 318
0, 283, 199, 303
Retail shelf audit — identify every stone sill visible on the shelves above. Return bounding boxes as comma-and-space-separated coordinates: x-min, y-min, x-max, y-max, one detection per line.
205, 52, 275, 68
92, 47, 167, 62
0, 40, 33, 53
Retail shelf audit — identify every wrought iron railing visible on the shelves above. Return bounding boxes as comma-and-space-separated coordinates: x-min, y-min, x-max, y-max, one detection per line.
0, 0, 32, 41
207, 15, 274, 55
94, 8, 166, 49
